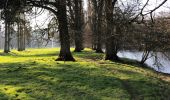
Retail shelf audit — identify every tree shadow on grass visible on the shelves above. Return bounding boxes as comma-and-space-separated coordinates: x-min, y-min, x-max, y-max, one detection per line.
1, 50, 96, 59
73, 51, 104, 61
0, 91, 9, 99
0, 62, 170, 100
14, 53, 57, 58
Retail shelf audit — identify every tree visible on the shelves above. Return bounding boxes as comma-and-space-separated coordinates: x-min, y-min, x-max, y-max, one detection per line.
55, 0, 75, 61
88, 0, 98, 50
3, 6, 15, 53
104, 0, 118, 61
74, 0, 84, 52
88, 0, 104, 53
4, 18, 11, 53
17, 12, 26, 51
96, 0, 104, 53
27, 0, 75, 61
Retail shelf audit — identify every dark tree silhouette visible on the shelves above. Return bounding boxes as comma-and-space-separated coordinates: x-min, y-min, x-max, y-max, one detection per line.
56, 0, 75, 61
104, 0, 118, 61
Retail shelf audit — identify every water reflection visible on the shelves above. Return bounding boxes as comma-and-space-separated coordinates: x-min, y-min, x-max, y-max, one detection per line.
118, 51, 170, 74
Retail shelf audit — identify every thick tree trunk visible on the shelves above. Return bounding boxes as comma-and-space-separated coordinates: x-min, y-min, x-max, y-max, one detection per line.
4, 21, 10, 53
105, 0, 118, 61
74, 0, 83, 52
56, 0, 75, 61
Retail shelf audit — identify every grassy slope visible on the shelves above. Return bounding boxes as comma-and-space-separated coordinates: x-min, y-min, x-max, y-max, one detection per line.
0, 48, 170, 100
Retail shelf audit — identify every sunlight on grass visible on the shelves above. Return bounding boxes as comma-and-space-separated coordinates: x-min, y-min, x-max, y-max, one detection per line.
0, 85, 33, 99
0, 48, 170, 99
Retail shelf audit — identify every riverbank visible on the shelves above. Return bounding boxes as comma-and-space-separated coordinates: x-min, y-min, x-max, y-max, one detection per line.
0, 48, 170, 99
118, 57, 170, 81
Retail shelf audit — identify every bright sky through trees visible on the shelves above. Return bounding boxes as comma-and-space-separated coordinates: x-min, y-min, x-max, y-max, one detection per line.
29, 0, 88, 29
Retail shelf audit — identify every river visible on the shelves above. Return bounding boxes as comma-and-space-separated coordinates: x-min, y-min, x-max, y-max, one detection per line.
118, 51, 170, 74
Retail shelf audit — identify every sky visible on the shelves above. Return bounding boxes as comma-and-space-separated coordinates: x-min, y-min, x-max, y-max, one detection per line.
142, 0, 170, 13
84, 0, 88, 11
28, 9, 52, 30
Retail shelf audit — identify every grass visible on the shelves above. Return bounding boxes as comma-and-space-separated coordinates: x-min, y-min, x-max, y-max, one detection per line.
0, 48, 170, 100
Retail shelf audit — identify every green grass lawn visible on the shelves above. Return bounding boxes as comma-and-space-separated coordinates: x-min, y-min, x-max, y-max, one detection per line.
0, 48, 170, 100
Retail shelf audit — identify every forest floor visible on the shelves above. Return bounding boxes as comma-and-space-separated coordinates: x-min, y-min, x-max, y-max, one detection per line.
0, 48, 170, 100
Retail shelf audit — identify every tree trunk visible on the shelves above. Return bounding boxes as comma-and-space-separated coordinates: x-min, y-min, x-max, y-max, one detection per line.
79, 0, 85, 50
91, 0, 97, 51
17, 23, 21, 51
74, 0, 83, 52
96, 0, 104, 53
17, 22, 26, 51
56, 0, 75, 61
140, 50, 150, 65
4, 21, 10, 53
105, 0, 118, 61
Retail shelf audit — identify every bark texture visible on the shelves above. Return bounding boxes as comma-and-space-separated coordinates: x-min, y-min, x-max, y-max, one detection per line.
56, 0, 75, 61
105, 0, 118, 61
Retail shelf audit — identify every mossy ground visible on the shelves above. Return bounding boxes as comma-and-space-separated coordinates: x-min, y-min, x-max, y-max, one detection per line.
0, 48, 170, 100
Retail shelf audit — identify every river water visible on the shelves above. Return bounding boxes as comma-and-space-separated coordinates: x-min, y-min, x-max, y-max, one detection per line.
117, 51, 170, 74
